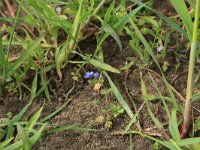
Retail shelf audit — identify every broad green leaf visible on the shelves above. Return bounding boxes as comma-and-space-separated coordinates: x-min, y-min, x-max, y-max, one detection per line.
104, 71, 134, 118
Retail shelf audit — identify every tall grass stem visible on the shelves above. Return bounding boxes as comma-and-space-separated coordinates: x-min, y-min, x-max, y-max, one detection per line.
182, 0, 200, 138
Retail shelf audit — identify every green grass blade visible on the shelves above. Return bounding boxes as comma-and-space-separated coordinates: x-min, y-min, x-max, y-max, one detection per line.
39, 93, 79, 123
3, 140, 23, 150
29, 71, 38, 102
102, 22, 122, 51
40, 68, 51, 102
130, 130, 176, 149
169, 110, 180, 142
129, 18, 179, 110
170, 0, 193, 39
6, 0, 23, 60
140, 73, 162, 129
97, 3, 145, 49
130, 133, 133, 150
0, 137, 13, 149
35, 78, 52, 98
46, 125, 96, 134
0, 36, 7, 74
86, 57, 120, 74
104, 0, 115, 23
13, 102, 32, 122
17, 125, 31, 150
177, 137, 200, 146
132, 0, 188, 38
104, 71, 134, 118
29, 124, 46, 146
3, 119, 14, 140
6, 35, 44, 78
26, 107, 43, 134
148, 73, 170, 118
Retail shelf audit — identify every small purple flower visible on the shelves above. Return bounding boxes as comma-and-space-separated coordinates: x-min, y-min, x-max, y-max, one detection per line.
94, 72, 99, 78
84, 71, 94, 78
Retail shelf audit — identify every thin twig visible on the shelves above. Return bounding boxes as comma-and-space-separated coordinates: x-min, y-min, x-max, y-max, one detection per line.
5, 0, 15, 18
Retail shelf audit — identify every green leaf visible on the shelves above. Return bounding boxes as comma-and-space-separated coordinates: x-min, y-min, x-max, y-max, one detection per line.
177, 137, 200, 146
55, 46, 66, 80
26, 107, 43, 134
104, 71, 134, 118
0, 137, 13, 149
13, 102, 32, 122
170, 0, 193, 39
17, 125, 31, 150
6, 35, 44, 78
46, 125, 96, 134
104, 0, 115, 22
30, 71, 38, 102
29, 124, 46, 145
0, 36, 7, 75
102, 22, 122, 51
86, 58, 120, 74
140, 73, 163, 129
2, 119, 14, 140
169, 110, 180, 142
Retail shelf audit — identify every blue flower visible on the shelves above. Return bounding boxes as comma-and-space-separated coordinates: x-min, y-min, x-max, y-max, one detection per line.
84, 71, 94, 78
94, 72, 99, 78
